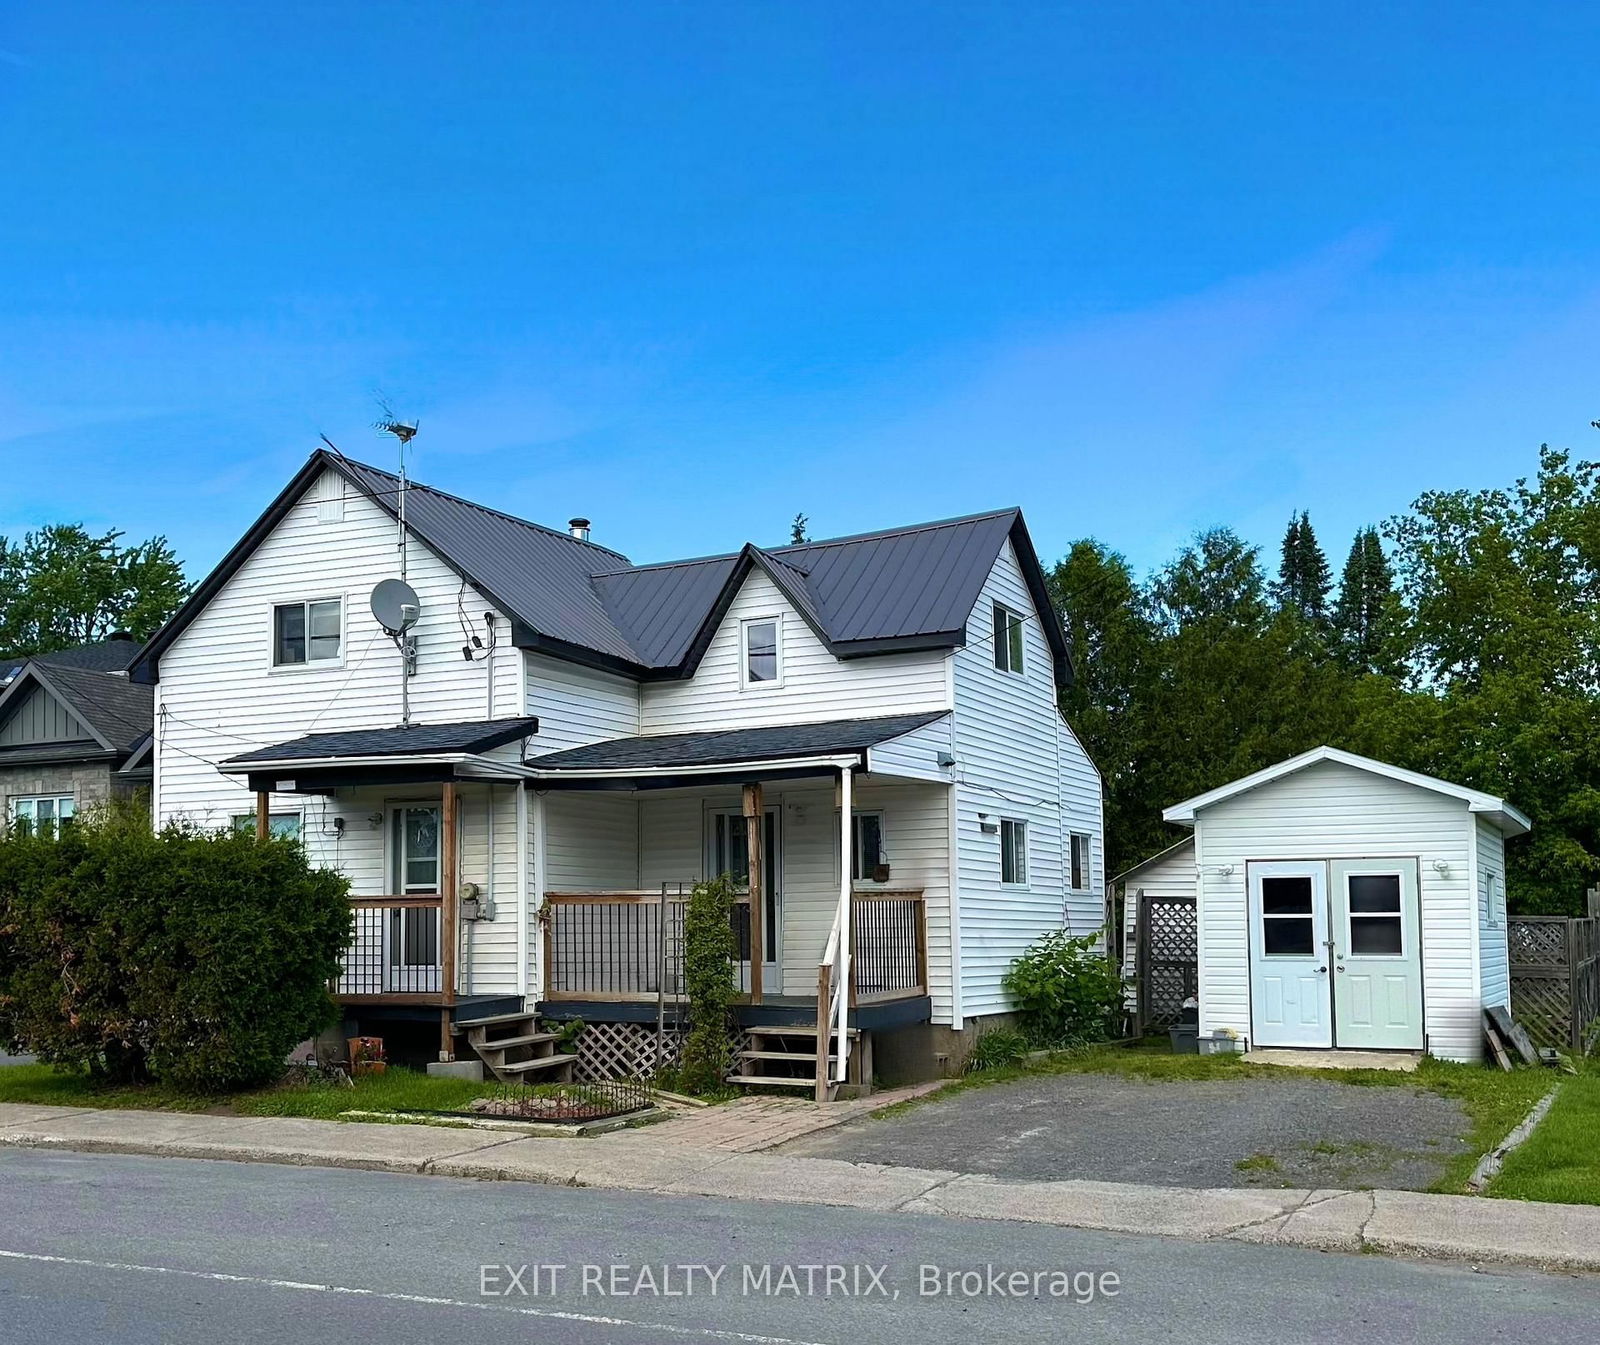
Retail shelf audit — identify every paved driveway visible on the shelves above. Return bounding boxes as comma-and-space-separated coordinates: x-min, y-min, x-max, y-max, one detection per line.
779, 1071, 1473, 1190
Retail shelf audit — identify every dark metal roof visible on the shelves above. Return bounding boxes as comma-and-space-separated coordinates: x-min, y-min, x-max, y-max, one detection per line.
527, 712, 948, 772
222, 716, 541, 766
133, 449, 1070, 688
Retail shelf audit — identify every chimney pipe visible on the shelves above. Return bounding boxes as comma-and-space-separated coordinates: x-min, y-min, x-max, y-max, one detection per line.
568, 517, 591, 542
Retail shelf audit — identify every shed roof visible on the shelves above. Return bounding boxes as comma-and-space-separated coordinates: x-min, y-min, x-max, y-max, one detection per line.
1161, 746, 1532, 838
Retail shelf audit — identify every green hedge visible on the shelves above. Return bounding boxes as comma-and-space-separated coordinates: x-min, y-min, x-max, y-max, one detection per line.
0, 807, 351, 1090
1001, 930, 1123, 1048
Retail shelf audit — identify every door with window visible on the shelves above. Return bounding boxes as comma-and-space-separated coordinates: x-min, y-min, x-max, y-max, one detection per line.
1247, 862, 1332, 1047
387, 804, 442, 993
708, 809, 780, 989
1330, 860, 1423, 1050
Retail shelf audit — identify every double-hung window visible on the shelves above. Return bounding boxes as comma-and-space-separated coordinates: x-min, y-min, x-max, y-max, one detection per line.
741, 616, 781, 686
10, 795, 74, 837
1069, 833, 1091, 891
274, 598, 341, 666
992, 603, 1024, 674
1000, 818, 1028, 885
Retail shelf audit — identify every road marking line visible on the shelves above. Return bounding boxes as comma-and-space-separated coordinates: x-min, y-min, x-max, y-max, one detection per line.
0, 1247, 834, 1345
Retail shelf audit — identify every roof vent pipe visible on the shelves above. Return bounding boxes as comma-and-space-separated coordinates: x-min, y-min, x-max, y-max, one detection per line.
568, 518, 591, 542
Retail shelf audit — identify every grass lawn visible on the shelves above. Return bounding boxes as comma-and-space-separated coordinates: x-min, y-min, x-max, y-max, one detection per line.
1487, 1071, 1600, 1206
873, 1042, 1555, 1194
0, 1062, 498, 1120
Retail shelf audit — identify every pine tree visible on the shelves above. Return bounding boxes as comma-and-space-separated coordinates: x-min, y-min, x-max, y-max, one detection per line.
1273, 511, 1331, 623
789, 513, 810, 545
1333, 527, 1405, 677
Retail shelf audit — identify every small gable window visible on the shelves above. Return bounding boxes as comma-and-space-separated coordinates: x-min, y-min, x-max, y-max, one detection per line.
1070, 832, 1092, 891
274, 599, 342, 666
992, 603, 1024, 674
741, 617, 781, 686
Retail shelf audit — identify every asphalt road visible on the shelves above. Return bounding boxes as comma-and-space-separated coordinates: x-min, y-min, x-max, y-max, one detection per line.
0, 1150, 1593, 1344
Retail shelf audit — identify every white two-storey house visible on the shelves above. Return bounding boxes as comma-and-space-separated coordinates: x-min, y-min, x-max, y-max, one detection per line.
133, 449, 1104, 1095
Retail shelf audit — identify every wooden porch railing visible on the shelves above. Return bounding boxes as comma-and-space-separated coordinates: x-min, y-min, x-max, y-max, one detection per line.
541, 889, 751, 1002
851, 891, 928, 1002
335, 896, 448, 1004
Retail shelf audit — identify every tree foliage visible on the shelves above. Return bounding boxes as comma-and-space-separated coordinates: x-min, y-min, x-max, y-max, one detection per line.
1052, 445, 1600, 915
0, 524, 190, 659
677, 875, 739, 1094
0, 805, 350, 1090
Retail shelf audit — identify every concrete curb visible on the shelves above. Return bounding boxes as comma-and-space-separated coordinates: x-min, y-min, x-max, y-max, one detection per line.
1, 1103, 1597, 1274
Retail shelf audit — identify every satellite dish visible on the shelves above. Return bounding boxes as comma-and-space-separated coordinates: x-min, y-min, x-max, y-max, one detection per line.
370, 578, 421, 634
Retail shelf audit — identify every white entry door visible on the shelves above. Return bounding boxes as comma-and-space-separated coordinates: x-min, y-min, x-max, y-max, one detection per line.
1247, 862, 1332, 1048
1331, 860, 1423, 1050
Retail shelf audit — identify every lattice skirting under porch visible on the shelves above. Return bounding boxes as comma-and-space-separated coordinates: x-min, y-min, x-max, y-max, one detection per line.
569, 1020, 752, 1082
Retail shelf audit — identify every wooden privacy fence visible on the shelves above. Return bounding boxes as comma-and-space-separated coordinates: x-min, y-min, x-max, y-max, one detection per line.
1135, 892, 1198, 1034
1509, 916, 1600, 1053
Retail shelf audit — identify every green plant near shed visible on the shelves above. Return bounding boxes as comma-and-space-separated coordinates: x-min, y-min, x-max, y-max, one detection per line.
1001, 930, 1123, 1048
677, 875, 740, 1095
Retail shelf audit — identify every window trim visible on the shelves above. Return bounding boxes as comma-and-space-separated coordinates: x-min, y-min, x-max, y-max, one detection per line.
1069, 832, 1092, 892
992, 602, 1025, 675
739, 614, 784, 689
9, 794, 76, 837
999, 817, 1029, 887
851, 810, 886, 884
269, 595, 345, 671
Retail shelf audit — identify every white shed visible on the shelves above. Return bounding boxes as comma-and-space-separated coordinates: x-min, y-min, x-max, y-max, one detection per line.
1158, 746, 1529, 1064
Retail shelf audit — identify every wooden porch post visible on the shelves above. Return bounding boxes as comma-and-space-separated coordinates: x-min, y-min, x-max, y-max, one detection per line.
743, 781, 764, 1004
255, 791, 270, 841
440, 780, 459, 1060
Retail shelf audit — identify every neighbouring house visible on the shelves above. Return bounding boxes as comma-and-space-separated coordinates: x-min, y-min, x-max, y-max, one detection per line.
1120, 746, 1526, 1064
129, 448, 1104, 1094
0, 638, 153, 832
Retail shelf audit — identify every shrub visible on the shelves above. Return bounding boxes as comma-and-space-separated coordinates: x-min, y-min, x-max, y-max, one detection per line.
963, 1025, 1031, 1073
0, 806, 351, 1091
1000, 930, 1123, 1048
677, 875, 738, 1095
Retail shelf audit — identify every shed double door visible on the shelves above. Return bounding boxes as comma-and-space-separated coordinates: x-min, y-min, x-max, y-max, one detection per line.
1246, 859, 1422, 1050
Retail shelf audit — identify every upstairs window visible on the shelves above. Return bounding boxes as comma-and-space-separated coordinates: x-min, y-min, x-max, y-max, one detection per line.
10, 795, 74, 837
992, 603, 1024, 674
1000, 818, 1028, 885
741, 617, 781, 686
274, 599, 341, 666
1070, 833, 1091, 891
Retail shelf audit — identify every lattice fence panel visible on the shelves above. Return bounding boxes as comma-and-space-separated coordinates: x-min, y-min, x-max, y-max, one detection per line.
1509, 917, 1600, 1053
1137, 895, 1197, 1032
1509, 919, 1569, 966
570, 1021, 752, 1083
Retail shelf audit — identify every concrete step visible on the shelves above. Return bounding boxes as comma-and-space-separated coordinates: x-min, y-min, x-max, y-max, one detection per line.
499, 1054, 579, 1076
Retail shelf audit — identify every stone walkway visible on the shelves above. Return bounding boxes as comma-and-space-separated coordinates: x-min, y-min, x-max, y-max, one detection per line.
648, 1082, 944, 1152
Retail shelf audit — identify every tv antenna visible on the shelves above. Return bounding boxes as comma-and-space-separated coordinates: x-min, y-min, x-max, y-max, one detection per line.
375, 410, 418, 581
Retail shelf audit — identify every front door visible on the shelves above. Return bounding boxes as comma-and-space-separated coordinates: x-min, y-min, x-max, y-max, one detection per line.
1247, 862, 1332, 1047
1330, 860, 1424, 1049
387, 804, 442, 993
708, 809, 780, 988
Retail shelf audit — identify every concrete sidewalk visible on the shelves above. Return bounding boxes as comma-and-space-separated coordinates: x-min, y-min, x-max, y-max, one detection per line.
2, 1102, 1597, 1275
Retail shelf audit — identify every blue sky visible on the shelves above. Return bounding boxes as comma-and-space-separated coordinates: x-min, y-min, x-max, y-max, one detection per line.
3, 3, 1598, 582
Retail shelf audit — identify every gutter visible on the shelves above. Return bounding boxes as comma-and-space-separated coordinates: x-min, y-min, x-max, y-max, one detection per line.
528, 752, 866, 782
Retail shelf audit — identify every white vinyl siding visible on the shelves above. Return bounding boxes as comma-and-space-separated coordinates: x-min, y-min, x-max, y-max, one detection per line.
1476, 816, 1511, 1014
1118, 839, 1197, 995
1193, 759, 1485, 1063
640, 569, 949, 733
953, 539, 1106, 1021
523, 651, 639, 752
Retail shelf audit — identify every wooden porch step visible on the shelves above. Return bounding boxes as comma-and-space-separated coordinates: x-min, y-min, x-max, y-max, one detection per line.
724, 1073, 816, 1089
499, 1053, 580, 1077
747, 1024, 857, 1039
456, 1012, 537, 1029
739, 1050, 835, 1063
476, 1032, 561, 1053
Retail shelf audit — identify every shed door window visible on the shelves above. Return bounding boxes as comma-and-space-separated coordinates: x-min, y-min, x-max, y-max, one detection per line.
1260, 876, 1315, 955
1347, 874, 1404, 956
